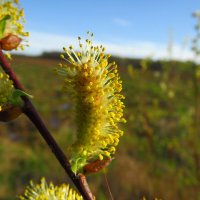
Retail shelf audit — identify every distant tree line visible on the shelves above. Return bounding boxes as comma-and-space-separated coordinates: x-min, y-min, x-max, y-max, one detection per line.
40, 51, 196, 71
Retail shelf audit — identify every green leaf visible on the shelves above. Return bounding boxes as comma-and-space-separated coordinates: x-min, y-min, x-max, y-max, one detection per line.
0, 15, 11, 39
9, 89, 33, 106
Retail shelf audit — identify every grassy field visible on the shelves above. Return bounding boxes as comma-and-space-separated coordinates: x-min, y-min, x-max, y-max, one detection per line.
0, 54, 200, 199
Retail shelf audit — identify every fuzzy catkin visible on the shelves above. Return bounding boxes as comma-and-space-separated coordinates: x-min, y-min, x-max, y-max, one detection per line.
56, 33, 126, 173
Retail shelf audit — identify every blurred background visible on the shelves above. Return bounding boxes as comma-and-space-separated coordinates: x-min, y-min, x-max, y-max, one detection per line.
1, 0, 200, 199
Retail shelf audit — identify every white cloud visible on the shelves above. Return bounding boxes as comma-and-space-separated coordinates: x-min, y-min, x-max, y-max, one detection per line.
15, 31, 195, 62
113, 18, 131, 27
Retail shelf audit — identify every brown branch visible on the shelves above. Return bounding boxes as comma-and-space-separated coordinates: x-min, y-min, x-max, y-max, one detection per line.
0, 50, 95, 200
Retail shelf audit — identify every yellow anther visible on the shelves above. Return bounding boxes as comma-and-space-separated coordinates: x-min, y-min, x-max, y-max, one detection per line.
99, 154, 103, 160
104, 151, 111, 157
83, 63, 88, 69
60, 54, 65, 59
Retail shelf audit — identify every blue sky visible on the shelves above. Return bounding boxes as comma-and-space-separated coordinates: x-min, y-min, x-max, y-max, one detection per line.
18, 0, 200, 60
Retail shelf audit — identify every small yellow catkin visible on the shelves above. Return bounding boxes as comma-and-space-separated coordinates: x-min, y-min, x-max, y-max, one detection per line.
0, 72, 14, 111
0, 0, 29, 51
19, 177, 83, 200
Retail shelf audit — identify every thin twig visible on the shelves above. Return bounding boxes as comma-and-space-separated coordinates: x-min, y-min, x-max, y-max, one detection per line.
0, 50, 95, 200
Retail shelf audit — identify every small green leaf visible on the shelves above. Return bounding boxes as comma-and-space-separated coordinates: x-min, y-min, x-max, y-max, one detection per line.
71, 163, 78, 174
9, 89, 33, 106
0, 15, 11, 39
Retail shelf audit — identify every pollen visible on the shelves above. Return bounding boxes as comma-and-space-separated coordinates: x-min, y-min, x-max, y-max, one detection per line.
56, 33, 126, 173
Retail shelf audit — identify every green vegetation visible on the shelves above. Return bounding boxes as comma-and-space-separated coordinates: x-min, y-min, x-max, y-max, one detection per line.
0, 54, 200, 199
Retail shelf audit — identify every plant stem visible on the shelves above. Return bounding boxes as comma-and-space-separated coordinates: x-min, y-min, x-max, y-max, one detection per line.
0, 50, 95, 200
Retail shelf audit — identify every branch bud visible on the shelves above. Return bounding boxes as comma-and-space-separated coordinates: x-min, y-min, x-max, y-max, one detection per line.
0, 34, 22, 50
0, 105, 22, 122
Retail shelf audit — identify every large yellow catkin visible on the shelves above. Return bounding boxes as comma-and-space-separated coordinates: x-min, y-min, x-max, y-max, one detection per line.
56, 32, 126, 173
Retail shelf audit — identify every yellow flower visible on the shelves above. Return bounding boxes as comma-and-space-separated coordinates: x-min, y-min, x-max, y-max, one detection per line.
0, 72, 14, 111
56, 32, 126, 173
0, 72, 32, 121
0, 0, 29, 51
19, 177, 83, 200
